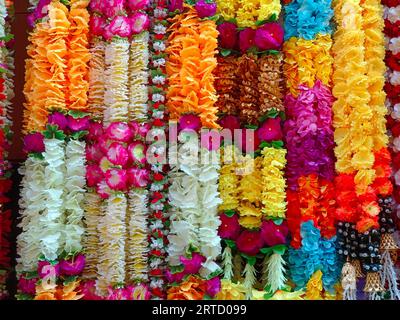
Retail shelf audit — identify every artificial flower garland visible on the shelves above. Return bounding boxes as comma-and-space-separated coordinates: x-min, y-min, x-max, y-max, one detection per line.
0, 0, 13, 300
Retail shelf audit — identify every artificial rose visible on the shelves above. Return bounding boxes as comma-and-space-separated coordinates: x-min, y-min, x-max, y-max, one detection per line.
261, 220, 289, 246
106, 122, 133, 142
107, 142, 129, 166
127, 168, 150, 187
165, 270, 185, 283
68, 116, 90, 132
88, 122, 104, 141
102, 23, 114, 41
97, 180, 112, 199
105, 168, 128, 190
89, 0, 103, 13
179, 114, 201, 132
195, 0, 217, 18
257, 118, 283, 142
218, 214, 241, 240
180, 253, 206, 275
18, 276, 37, 295
101, 0, 125, 18
217, 22, 237, 49
90, 16, 107, 36
239, 28, 256, 53
128, 141, 147, 164
236, 230, 264, 256
206, 277, 221, 297
127, 0, 150, 11
48, 112, 68, 131
254, 23, 284, 51
109, 16, 132, 38
169, 0, 183, 12
24, 133, 45, 153
236, 129, 260, 153
86, 164, 103, 187
59, 254, 86, 276
130, 12, 150, 35
200, 130, 221, 151
86, 143, 103, 163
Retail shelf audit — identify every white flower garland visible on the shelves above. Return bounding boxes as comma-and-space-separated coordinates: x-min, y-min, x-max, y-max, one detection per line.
104, 38, 130, 125
126, 189, 149, 282
63, 139, 86, 254
96, 193, 127, 296
16, 157, 47, 273
88, 39, 105, 117
129, 31, 149, 122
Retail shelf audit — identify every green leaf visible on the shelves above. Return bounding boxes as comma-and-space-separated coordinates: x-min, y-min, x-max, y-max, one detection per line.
267, 108, 279, 118
207, 268, 223, 280
54, 130, 66, 141
224, 209, 236, 217
203, 295, 213, 300
170, 264, 184, 275
29, 152, 44, 160
227, 18, 238, 24
267, 49, 280, 55
244, 124, 258, 130
272, 244, 287, 255
71, 130, 88, 140
260, 247, 273, 255
60, 0, 70, 6
224, 239, 237, 250
255, 19, 269, 26
24, 271, 39, 280
63, 276, 78, 286
241, 253, 257, 266
68, 110, 89, 119
271, 140, 284, 149
273, 218, 283, 226
268, 13, 277, 22
279, 111, 286, 121
16, 294, 34, 301
259, 141, 271, 149
185, 0, 196, 5
220, 48, 232, 57
206, 14, 221, 22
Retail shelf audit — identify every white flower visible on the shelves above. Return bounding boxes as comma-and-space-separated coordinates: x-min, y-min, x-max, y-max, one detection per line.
153, 110, 164, 119
154, 41, 166, 51
393, 137, 400, 152
152, 93, 165, 102
150, 220, 164, 230
392, 103, 400, 120
154, 24, 167, 35
390, 70, 400, 86
389, 37, 400, 55
152, 75, 166, 85
154, 8, 167, 18
387, 6, 400, 23
153, 58, 166, 67
395, 169, 400, 186
150, 183, 164, 192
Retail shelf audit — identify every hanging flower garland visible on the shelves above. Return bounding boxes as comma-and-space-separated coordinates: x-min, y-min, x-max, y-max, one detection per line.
332, 0, 395, 299
0, 0, 13, 300
17, 0, 90, 300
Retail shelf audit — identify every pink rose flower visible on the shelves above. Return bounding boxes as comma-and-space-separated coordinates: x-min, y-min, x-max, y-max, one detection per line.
102, 23, 115, 41
105, 168, 128, 191
239, 28, 256, 53
106, 122, 133, 142
180, 253, 206, 275
128, 141, 147, 164
101, 0, 125, 18
48, 112, 68, 131
127, 0, 150, 11
165, 269, 185, 283
127, 168, 150, 188
129, 12, 150, 34
86, 143, 103, 163
261, 220, 289, 247
59, 254, 86, 276
236, 230, 264, 256
169, 0, 183, 12
107, 142, 129, 166
109, 16, 132, 38
18, 276, 37, 295
97, 180, 112, 199
257, 118, 283, 142
206, 277, 221, 297
24, 133, 45, 153
38, 260, 60, 279
195, 0, 217, 18
86, 164, 103, 187
218, 213, 241, 240
81, 280, 103, 300
88, 122, 104, 141
254, 23, 284, 51
90, 16, 107, 36
98, 136, 114, 154
179, 114, 202, 132
217, 22, 238, 49
68, 116, 90, 132
89, 0, 103, 13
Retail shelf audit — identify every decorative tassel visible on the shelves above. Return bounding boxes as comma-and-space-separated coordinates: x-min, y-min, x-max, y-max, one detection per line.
380, 250, 400, 300
233, 253, 244, 283
341, 261, 357, 300
222, 246, 233, 280
364, 272, 384, 300
242, 262, 257, 300
352, 259, 364, 278
262, 253, 286, 293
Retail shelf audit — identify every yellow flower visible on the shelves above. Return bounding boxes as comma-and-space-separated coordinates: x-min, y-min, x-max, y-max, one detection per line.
216, 280, 247, 300
305, 270, 323, 300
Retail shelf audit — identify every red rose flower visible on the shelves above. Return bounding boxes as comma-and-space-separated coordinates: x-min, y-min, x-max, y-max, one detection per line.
239, 28, 256, 53
217, 22, 238, 50
218, 214, 241, 240
257, 118, 283, 142
261, 220, 289, 246
236, 230, 264, 256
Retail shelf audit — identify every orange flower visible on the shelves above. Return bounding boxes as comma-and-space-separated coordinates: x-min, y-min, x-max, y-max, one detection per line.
167, 276, 207, 300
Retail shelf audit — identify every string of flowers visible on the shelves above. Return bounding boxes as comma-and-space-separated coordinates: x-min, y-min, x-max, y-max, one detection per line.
147, 0, 170, 300
332, 0, 394, 299
0, 0, 13, 300
17, 0, 90, 300
215, 0, 289, 300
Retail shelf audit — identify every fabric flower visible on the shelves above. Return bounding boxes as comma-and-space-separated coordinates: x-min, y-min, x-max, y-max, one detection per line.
107, 142, 129, 166
261, 220, 288, 246
24, 133, 45, 153
105, 168, 128, 191
127, 0, 150, 11
90, 16, 107, 37
239, 28, 256, 53
106, 122, 133, 142
219, 115, 241, 134
128, 142, 147, 164
59, 255, 85, 276
101, 0, 125, 18
48, 112, 68, 131
18, 276, 37, 295
68, 116, 90, 132
218, 213, 241, 240
236, 129, 260, 153
257, 118, 283, 142
127, 168, 150, 188
86, 164, 103, 187
195, 0, 217, 18
109, 16, 132, 38
169, 0, 184, 12
206, 277, 221, 297
130, 13, 150, 35
215, 280, 246, 300
180, 253, 206, 275
217, 22, 238, 49
179, 114, 202, 132
254, 23, 284, 51
236, 230, 264, 256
